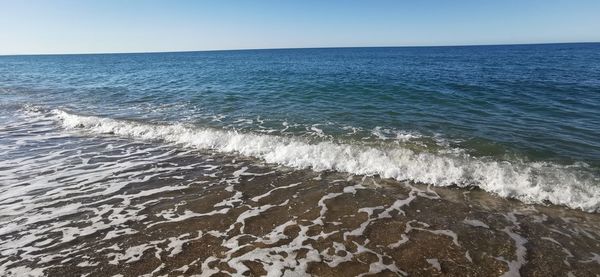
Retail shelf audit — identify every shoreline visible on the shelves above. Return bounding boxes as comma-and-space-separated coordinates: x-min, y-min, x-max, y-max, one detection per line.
2, 146, 600, 276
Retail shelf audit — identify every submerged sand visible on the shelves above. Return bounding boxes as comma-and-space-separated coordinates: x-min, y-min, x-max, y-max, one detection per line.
2, 147, 600, 276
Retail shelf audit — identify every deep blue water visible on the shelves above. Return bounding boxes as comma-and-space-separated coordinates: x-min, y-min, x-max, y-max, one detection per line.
1, 43, 600, 210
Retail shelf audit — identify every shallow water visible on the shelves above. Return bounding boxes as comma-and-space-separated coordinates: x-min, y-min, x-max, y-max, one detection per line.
1, 111, 600, 276
1, 44, 600, 276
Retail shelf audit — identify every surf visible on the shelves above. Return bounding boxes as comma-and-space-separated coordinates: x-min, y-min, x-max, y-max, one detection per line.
31, 108, 600, 212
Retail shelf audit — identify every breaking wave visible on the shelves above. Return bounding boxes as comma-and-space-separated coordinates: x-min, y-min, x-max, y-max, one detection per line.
39, 108, 600, 212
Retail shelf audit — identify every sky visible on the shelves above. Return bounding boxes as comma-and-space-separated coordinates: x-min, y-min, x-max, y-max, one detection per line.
1, 0, 599, 55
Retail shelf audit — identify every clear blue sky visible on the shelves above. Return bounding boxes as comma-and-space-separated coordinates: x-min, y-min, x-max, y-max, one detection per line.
1, 0, 599, 55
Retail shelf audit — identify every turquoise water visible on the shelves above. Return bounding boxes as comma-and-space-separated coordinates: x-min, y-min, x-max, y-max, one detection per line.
1, 43, 599, 211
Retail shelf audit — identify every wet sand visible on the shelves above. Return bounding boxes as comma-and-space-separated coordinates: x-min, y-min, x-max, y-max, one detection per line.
2, 145, 600, 276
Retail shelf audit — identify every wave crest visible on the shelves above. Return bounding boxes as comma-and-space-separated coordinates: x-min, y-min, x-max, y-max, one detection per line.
47, 109, 600, 212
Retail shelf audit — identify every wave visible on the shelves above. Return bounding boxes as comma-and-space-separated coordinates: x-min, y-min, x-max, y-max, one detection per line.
34, 108, 600, 212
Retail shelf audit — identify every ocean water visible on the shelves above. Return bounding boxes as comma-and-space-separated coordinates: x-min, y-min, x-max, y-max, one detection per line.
2, 43, 600, 276
2, 43, 599, 211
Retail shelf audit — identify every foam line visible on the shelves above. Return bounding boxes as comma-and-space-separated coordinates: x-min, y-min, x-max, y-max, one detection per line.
45, 109, 600, 212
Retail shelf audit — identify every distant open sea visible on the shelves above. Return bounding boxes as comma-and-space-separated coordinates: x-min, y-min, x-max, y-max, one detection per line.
1, 43, 600, 276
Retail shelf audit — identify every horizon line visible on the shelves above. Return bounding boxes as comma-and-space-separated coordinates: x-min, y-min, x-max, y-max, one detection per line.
1, 41, 598, 57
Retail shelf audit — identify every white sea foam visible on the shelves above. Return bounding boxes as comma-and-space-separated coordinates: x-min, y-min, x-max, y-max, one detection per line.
47, 109, 600, 212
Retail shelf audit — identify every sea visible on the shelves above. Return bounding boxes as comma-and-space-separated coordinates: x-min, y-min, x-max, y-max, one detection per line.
1, 43, 600, 276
